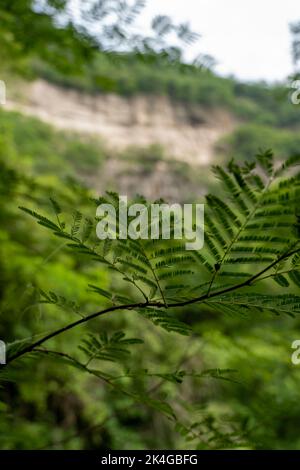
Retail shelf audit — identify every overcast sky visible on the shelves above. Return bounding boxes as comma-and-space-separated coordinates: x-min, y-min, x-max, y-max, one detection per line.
139, 0, 299, 83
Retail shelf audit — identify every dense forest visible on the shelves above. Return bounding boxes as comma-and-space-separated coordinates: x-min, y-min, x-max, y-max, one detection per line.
1, 0, 300, 451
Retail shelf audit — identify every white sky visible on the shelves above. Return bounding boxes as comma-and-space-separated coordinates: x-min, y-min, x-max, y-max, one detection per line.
140, 0, 299, 83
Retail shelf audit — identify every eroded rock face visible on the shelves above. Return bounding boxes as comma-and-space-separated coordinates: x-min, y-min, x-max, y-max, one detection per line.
6, 79, 236, 167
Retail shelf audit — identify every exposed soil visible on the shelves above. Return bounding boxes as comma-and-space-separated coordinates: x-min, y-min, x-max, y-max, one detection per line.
6, 79, 236, 167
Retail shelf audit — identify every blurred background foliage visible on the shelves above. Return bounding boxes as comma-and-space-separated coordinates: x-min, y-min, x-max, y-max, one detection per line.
0, 0, 300, 450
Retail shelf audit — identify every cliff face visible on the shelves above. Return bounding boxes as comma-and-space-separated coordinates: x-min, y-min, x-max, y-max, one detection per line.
6, 79, 236, 167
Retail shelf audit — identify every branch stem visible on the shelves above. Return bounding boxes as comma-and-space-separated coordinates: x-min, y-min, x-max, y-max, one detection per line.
5, 247, 300, 366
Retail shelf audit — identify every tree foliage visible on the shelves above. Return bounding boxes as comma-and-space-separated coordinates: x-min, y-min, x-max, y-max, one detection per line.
1, 150, 299, 448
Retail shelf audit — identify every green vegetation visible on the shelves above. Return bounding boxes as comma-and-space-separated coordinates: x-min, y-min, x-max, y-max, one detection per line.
1, 0, 300, 452
0, 109, 106, 176
33, 52, 300, 168
1, 124, 300, 448
35, 53, 300, 128
32, 48, 300, 167
218, 124, 300, 161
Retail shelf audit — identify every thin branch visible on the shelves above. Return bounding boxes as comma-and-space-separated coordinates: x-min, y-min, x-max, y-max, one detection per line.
169, 246, 300, 307
139, 242, 167, 306
4, 247, 300, 366
206, 174, 273, 297
6, 302, 148, 364
31, 348, 176, 420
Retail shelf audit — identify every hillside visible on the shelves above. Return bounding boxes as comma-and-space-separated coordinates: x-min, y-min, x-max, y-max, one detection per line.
2, 0, 300, 453
6, 79, 236, 166
5, 67, 300, 202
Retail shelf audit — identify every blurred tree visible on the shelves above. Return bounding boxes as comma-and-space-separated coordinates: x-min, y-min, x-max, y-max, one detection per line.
0, 0, 97, 75
0, 0, 201, 77
291, 21, 300, 72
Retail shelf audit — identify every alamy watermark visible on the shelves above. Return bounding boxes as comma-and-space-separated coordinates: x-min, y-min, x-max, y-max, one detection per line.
96, 196, 205, 250
289, 80, 300, 105
0, 80, 6, 106
0, 340, 6, 365
291, 340, 300, 365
